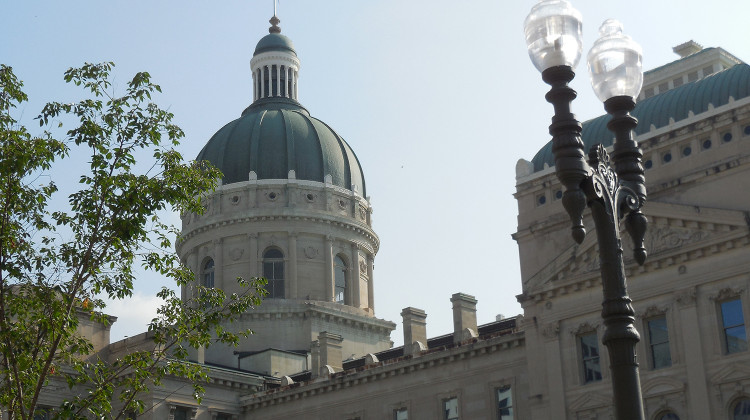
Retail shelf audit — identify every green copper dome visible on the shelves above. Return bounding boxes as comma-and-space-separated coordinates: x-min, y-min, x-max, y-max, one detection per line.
254, 33, 296, 56
531, 62, 750, 172
197, 98, 367, 196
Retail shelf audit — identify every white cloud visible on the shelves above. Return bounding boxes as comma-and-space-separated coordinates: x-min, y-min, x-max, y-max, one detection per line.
101, 292, 163, 342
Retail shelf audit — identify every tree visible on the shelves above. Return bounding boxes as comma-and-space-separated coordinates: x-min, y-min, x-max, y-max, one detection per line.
0, 63, 265, 419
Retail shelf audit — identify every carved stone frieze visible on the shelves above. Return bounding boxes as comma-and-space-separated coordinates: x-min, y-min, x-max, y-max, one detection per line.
304, 246, 319, 259
709, 286, 745, 302
229, 248, 244, 261
569, 320, 600, 336
542, 321, 560, 340
675, 287, 697, 308
637, 304, 669, 319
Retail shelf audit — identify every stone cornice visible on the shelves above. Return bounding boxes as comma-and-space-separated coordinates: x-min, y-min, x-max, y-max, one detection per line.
178, 214, 379, 255
239, 301, 396, 334
518, 227, 750, 304
240, 331, 524, 410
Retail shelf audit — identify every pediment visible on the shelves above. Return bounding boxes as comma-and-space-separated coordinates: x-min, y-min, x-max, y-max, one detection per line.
568, 391, 612, 411
710, 361, 750, 385
642, 376, 685, 398
525, 201, 749, 289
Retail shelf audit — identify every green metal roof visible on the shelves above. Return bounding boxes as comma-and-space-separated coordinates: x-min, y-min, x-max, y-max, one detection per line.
254, 33, 297, 56
531, 63, 750, 172
197, 97, 366, 196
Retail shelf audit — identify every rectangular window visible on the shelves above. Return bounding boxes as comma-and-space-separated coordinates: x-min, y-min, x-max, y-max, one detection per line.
496, 385, 513, 420
647, 317, 672, 369
443, 397, 459, 420
721, 298, 748, 354
394, 407, 408, 420
580, 333, 602, 383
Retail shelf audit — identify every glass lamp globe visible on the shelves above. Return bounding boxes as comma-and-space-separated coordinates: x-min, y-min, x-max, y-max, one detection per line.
587, 19, 643, 102
523, 0, 583, 72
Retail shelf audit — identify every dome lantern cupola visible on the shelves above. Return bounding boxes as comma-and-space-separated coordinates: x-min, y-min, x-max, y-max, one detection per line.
251, 15, 300, 102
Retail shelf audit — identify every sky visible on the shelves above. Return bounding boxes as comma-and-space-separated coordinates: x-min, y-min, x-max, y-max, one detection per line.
3, 1, 750, 346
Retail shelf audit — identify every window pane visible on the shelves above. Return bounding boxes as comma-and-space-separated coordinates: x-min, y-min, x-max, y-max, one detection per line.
735, 399, 750, 419
722, 299, 748, 354
497, 386, 513, 420
659, 413, 680, 420
394, 408, 408, 420
580, 333, 602, 383
722, 299, 744, 327
652, 342, 672, 369
726, 326, 748, 353
263, 262, 274, 278
274, 279, 285, 298
173, 408, 188, 420
274, 262, 284, 280
648, 318, 669, 344
443, 397, 459, 420
264, 248, 283, 259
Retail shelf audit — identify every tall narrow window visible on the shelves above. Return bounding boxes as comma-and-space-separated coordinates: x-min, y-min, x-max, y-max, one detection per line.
202, 259, 215, 288
734, 398, 750, 419
334, 255, 347, 304
580, 333, 602, 383
721, 299, 747, 354
496, 385, 513, 419
647, 317, 672, 369
443, 397, 459, 420
394, 407, 408, 420
263, 249, 285, 298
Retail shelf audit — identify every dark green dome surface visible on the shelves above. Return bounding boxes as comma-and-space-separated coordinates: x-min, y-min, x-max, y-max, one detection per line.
197, 98, 366, 196
531, 63, 750, 172
254, 33, 296, 56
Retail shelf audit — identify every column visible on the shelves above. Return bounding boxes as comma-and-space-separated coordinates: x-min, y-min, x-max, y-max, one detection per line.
285, 66, 290, 98
252, 71, 256, 101
294, 70, 298, 99
325, 236, 334, 301
367, 254, 375, 313
677, 288, 711, 418
248, 233, 258, 277
276, 65, 281, 97
213, 239, 223, 288
288, 232, 298, 299
350, 243, 361, 308
260, 66, 265, 98
186, 250, 198, 301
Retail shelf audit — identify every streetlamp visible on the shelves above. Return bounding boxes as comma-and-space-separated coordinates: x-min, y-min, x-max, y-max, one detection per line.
524, 1, 648, 419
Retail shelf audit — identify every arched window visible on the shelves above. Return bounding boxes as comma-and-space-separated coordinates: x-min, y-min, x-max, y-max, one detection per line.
262, 248, 285, 298
734, 399, 750, 420
657, 412, 680, 420
202, 259, 215, 288
334, 255, 347, 304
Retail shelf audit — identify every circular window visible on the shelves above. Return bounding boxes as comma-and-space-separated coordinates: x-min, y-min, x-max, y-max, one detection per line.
537, 195, 546, 205
744, 125, 750, 136
702, 139, 712, 150
644, 159, 653, 169
663, 153, 672, 163
723, 132, 733, 143
230, 195, 240, 205
306, 193, 314, 202
682, 146, 692, 157
338, 199, 347, 208
555, 190, 563, 200
268, 192, 278, 201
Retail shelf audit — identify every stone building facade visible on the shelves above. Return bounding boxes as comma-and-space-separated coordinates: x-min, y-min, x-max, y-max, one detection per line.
23, 18, 750, 420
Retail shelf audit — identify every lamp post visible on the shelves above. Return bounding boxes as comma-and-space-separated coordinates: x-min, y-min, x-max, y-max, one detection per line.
524, 1, 648, 419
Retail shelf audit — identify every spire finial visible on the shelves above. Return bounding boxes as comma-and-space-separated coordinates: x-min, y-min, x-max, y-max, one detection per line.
269, 0, 281, 33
